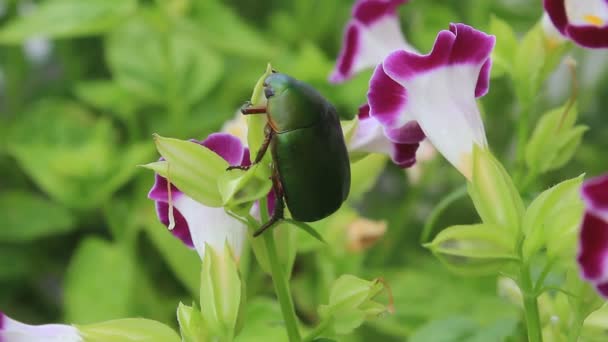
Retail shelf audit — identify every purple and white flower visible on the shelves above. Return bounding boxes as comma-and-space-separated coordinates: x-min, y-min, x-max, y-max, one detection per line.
367, 23, 495, 179
329, 0, 416, 83
544, 0, 608, 48
348, 103, 424, 168
578, 174, 608, 297
148, 133, 249, 260
0, 311, 81, 342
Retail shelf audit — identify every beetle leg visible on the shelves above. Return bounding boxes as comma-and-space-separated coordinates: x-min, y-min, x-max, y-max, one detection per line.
240, 101, 267, 115
253, 168, 285, 237
227, 125, 274, 171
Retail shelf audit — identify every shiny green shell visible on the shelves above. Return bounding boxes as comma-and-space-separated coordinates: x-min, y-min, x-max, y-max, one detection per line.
264, 73, 351, 222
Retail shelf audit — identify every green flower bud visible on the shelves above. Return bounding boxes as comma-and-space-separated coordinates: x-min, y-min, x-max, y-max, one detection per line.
468, 145, 524, 236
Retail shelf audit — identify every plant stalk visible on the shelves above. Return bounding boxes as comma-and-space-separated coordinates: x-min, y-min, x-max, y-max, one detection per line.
260, 199, 302, 342
521, 265, 543, 342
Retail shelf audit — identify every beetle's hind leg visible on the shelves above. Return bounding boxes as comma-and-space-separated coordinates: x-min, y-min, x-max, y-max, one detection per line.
253, 168, 285, 237
227, 124, 274, 171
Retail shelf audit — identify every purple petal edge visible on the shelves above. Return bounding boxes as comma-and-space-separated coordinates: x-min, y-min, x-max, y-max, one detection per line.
156, 201, 194, 248
0, 310, 4, 329
368, 64, 408, 128
544, 0, 568, 34
582, 174, 608, 215
597, 282, 608, 298
566, 24, 608, 48
148, 133, 249, 250
392, 142, 419, 168
578, 212, 608, 282
382, 23, 495, 82
353, 0, 409, 26
330, 23, 361, 84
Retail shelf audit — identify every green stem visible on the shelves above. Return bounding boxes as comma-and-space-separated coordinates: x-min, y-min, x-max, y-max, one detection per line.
520, 265, 543, 342
302, 318, 331, 342
567, 310, 584, 342
260, 199, 302, 342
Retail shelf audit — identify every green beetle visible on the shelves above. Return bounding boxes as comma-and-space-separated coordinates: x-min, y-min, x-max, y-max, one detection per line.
228, 72, 351, 236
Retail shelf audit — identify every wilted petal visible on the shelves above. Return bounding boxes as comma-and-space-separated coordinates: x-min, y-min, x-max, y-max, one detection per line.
369, 23, 494, 179
544, 0, 608, 48
348, 104, 423, 168
148, 133, 249, 259
330, 0, 416, 83
0, 312, 82, 342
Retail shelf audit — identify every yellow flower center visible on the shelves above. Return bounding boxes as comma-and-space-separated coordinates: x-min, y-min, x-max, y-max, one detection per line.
583, 14, 605, 27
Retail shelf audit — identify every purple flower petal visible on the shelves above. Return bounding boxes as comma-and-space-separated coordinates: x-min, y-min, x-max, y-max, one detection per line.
544, 0, 608, 48
368, 23, 493, 179
368, 64, 409, 128
597, 282, 608, 298
156, 201, 194, 248
392, 142, 419, 168
381, 23, 495, 91
582, 174, 608, 216
329, 0, 415, 83
544, 0, 568, 34
149, 174, 182, 202
352, 0, 408, 25
148, 133, 249, 259
567, 24, 608, 48
384, 121, 425, 144
0, 313, 82, 342
578, 212, 608, 283
349, 103, 421, 169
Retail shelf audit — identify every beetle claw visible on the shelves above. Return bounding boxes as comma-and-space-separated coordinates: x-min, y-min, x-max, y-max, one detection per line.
226, 165, 250, 171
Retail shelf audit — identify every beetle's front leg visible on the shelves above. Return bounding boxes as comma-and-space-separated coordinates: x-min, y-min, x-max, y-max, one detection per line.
227, 125, 274, 171
253, 168, 285, 237
240, 101, 267, 115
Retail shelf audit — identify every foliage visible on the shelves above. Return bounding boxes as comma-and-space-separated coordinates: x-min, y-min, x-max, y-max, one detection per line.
1, 0, 607, 341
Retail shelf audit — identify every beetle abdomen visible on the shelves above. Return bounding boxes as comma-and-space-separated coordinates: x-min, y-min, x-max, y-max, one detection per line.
272, 119, 351, 222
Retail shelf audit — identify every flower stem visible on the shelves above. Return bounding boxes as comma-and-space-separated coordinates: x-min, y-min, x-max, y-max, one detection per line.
567, 310, 584, 342
520, 265, 543, 342
302, 318, 331, 342
260, 199, 302, 342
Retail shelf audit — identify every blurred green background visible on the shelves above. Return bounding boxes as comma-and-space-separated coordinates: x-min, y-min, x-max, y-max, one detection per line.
1, 0, 607, 340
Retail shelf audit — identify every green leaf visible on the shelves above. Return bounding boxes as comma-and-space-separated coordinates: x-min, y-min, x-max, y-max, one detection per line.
410, 316, 518, 342
235, 298, 288, 341
526, 103, 587, 173
284, 219, 326, 243
64, 238, 135, 324
106, 14, 223, 107
73, 80, 141, 123
79, 318, 180, 342
522, 175, 584, 260
512, 24, 570, 106
0, 0, 137, 43
0, 191, 75, 241
146, 134, 228, 207
468, 146, 524, 236
191, 1, 275, 59
488, 16, 518, 78
6, 99, 150, 209
425, 224, 518, 276
348, 154, 388, 202
177, 302, 208, 342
